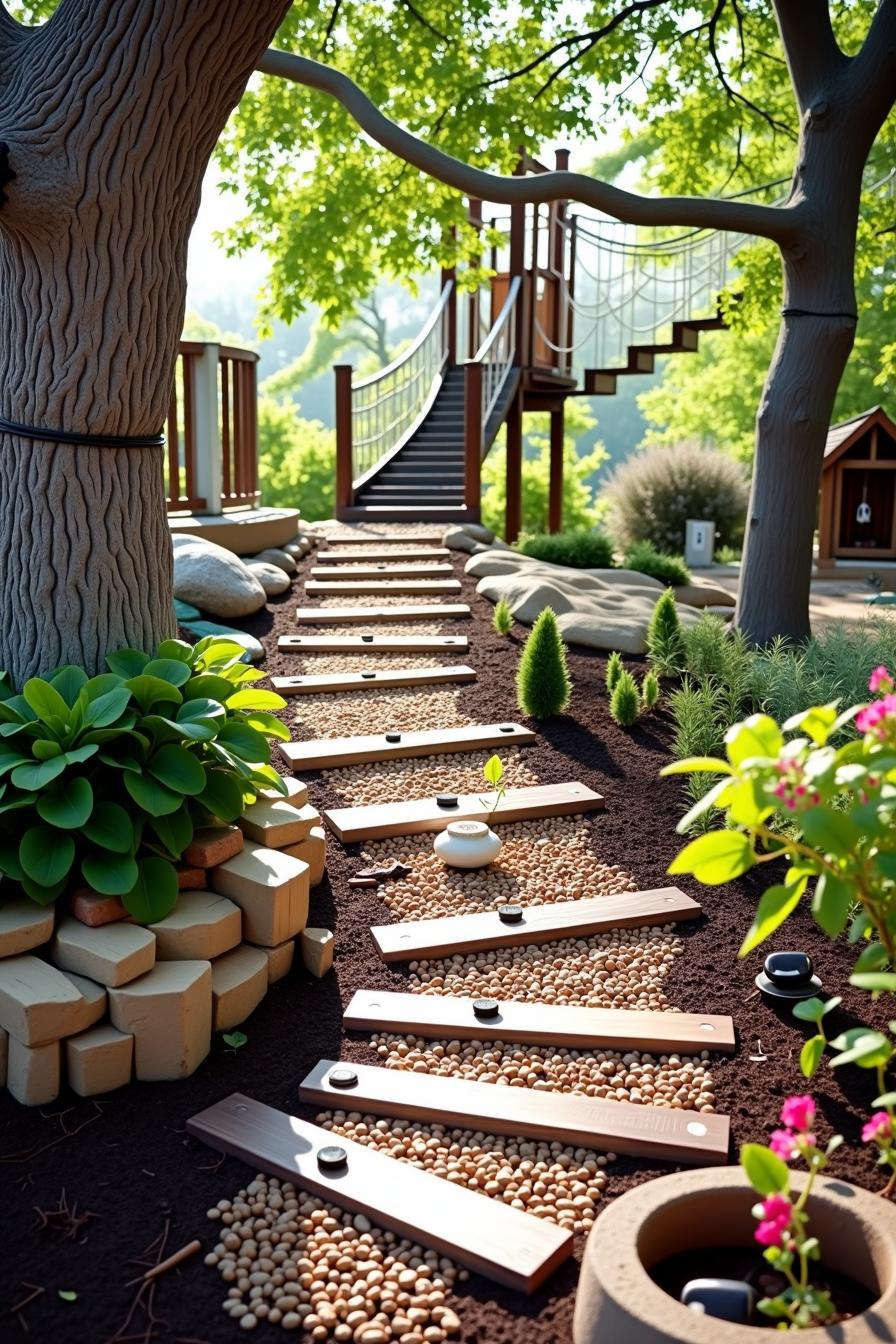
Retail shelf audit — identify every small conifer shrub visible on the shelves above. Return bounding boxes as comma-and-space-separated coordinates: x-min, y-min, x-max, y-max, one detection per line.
647, 589, 685, 676
610, 669, 641, 727
641, 669, 660, 710
606, 650, 623, 694
516, 607, 572, 718
493, 597, 513, 636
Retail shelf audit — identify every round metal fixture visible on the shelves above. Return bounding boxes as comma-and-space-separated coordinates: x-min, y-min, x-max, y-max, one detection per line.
473, 998, 500, 1018
436, 794, 459, 809
498, 904, 523, 924
755, 950, 822, 1001
385, 732, 402, 743
328, 1068, 359, 1090
317, 1145, 348, 1171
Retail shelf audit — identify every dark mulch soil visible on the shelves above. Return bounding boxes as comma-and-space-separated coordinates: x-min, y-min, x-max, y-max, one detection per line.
0, 543, 891, 1344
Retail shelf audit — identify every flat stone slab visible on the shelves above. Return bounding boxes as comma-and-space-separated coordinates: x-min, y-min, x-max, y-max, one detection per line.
0, 898, 54, 957
239, 798, 320, 848
300, 927, 334, 978
52, 917, 156, 988
108, 960, 212, 1081
211, 945, 269, 1031
7, 1036, 60, 1106
252, 939, 295, 984
211, 842, 309, 947
149, 891, 242, 961
66, 1023, 134, 1097
281, 722, 534, 771
281, 826, 326, 888
184, 825, 244, 869
57, 971, 107, 1027
263, 776, 309, 807
0, 955, 96, 1046
294, 605, 470, 625
271, 665, 476, 696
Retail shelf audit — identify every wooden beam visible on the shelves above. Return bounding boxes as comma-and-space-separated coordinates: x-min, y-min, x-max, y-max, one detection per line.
270, 665, 477, 696
279, 635, 469, 654
309, 564, 455, 579
322, 534, 444, 546
343, 990, 736, 1054
299, 1059, 730, 1167
334, 366, 353, 514
295, 605, 470, 624
371, 887, 702, 962
186, 1092, 572, 1294
505, 389, 523, 543
325, 781, 604, 842
548, 406, 564, 534
280, 722, 536, 771
316, 547, 451, 563
306, 579, 462, 596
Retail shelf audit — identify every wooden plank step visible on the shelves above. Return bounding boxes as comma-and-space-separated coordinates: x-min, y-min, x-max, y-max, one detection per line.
295, 604, 470, 624
343, 990, 736, 1054
299, 1059, 729, 1167
187, 1092, 572, 1293
371, 887, 702, 962
322, 534, 444, 546
279, 634, 469, 655
316, 547, 451, 563
310, 564, 455, 579
270, 665, 477, 696
306, 580, 462, 596
280, 722, 535, 771
325, 781, 604, 843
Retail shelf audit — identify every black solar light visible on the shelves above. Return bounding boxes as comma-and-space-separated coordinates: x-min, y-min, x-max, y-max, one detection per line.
755, 950, 822, 1001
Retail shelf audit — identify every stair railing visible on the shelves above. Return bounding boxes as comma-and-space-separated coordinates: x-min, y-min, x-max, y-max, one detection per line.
335, 281, 453, 510
463, 275, 522, 510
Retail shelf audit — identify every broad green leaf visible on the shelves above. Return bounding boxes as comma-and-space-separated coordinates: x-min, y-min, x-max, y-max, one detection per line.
739, 880, 806, 957
800, 1034, 826, 1079
850, 972, 896, 993
250, 763, 288, 794
177, 698, 226, 729
11, 756, 66, 790
20, 825, 75, 886
122, 856, 178, 923
32, 740, 62, 760
244, 711, 292, 743
124, 772, 183, 817
144, 658, 193, 688
197, 769, 246, 822
829, 1028, 893, 1070
740, 1143, 790, 1195
225, 688, 286, 711
147, 744, 206, 795
84, 687, 131, 728
222, 1030, 248, 1049
63, 744, 99, 766
0, 839, 24, 879
660, 756, 731, 776
154, 714, 217, 743
194, 637, 248, 663
852, 943, 890, 972
21, 874, 67, 905
726, 777, 774, 828
150, 806, 194, 859
483, 754, 504, 787
792, 996, 826, 1024
81, 849, 139, 896
156, 639, 195, 665
181, 674, 236, 703
668, 829, 754, 884
873, 1091, 896, 1108
725, 715, 783, 767
782, 703, 838, 746
0, 749, 28, 774
106, 648, 151, 678
125, 675, 183, 712
22, 677, 71, 725
800, 807, 861, 858
85, 673, 126, 701
217, 721, 270, 763
83, 801, 134, 853
811, 872, 853, 938
36, 776, 93, 829
874, 852, 896, 880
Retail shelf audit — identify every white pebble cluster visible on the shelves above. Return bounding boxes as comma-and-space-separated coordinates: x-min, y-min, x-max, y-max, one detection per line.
309, 595, 455, 612
290, 655, 447, 676
205, 1176, 464, 1341
325, 749, 539, 807
317, 1112, 609, 1235
295, 687, 470, 738
373, 1034, 716, 1111
408, 927, 684, 1011
363, 819, 638, 922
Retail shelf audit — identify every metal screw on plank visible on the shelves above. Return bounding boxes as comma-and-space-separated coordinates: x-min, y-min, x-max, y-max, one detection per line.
328, 1068, 359, 1090
361, 635, 374, 642
385, 732, 402, 743
498, 904, 523, 924
473, 998, 500, 1018
499, 724, 515, 732
361, 672, 376, 679
436, 794, 458, 809
317, 1145, 348, 1171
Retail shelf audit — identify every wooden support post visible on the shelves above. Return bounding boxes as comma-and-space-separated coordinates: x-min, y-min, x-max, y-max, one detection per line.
467, 199, 482, 360
549, 403, 564, 534
505, 388, 523, 543
191, 343, 222, 514
510, 157, 528, 366
334, 364, 353, 514
464, 360, 483, 514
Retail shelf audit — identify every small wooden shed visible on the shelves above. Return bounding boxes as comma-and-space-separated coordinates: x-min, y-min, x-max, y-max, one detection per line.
818, 406, 896, 562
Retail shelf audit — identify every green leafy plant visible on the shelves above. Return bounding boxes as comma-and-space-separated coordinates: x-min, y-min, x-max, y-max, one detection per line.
623, 541, 690, 587
480, 753, 507, 825
0, 637, 289, 922
516, 608, 572, 718
605, 651, 623, 694
492, 597, 513, 636
515, 528, 614, 570
646, 590, 685, 676
641, 669, 660, 710
740, 1095, 842, 1328
222, 1030, 248, 1050
610, 670, 641, 728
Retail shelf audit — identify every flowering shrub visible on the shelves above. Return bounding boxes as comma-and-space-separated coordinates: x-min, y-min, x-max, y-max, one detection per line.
741, 1095, 842, 1327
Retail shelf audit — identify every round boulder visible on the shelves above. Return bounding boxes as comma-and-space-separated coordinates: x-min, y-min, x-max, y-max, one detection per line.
252, 547, 297, 576
248, 561, 291, 596
173, 539, 266, 618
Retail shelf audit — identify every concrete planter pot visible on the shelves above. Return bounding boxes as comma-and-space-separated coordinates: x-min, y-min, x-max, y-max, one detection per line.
433, 820, 503, 869
573, 1168, 896, 1343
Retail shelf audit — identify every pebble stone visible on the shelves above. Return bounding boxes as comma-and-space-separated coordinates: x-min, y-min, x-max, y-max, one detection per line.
324, 749, 539, 808
294, 687, 470, 739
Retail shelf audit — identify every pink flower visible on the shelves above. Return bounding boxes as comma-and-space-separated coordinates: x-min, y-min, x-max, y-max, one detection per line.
862, 1112, 894, 1144
857, 694, 896, 740
780, 1095, 816, 1132
754, 1194, 793, 1248
755, 1217, 788, 1247
769, 1128, 798, 1160
869, 666, 893, 694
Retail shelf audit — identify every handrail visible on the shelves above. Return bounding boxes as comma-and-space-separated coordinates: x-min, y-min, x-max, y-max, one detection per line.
353, 283, 453, 391
164, 342, 259, 515
472, 275, 521, 364
471, 276, 521, 443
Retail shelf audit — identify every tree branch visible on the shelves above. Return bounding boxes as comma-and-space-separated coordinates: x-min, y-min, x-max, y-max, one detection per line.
845, 0, 896, 151
772, 0, 847, 111
256, 49, 803, 245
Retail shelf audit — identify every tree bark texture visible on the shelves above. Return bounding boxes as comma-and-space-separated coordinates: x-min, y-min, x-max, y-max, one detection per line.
0, 0, 290, 681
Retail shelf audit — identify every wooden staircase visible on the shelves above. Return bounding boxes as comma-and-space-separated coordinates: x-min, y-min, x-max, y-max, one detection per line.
582, 315, 726, 395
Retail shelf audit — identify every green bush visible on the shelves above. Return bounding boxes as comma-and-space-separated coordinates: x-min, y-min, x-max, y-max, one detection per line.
493, 598, 513, 636
641, 669, 660, 710
606, 650, 623, 694
516, 608, 572, 718
646, 590, 686, 676
610, 670, 640, 727
624, 541, 690, 587
603, 440, 749, 554
0, 638, 289, 920
516, 528, 614, 570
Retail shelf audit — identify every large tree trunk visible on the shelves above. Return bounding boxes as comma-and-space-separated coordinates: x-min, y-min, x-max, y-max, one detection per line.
0, 0, 289, 682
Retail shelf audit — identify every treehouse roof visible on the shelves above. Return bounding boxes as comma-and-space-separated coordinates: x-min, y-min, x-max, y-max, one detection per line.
823, 405, 896, 469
